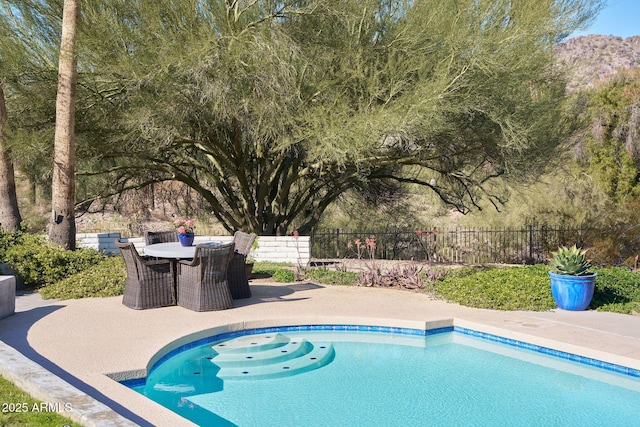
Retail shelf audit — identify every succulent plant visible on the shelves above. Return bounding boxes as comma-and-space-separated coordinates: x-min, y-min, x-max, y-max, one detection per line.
549, 245, 593, 276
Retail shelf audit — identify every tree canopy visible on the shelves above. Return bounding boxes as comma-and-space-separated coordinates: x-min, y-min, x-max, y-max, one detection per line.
578, 69, 640, 202
2, 0, 604, 234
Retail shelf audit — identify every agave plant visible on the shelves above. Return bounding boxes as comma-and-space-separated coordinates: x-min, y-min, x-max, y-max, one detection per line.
549, 245, 593, 276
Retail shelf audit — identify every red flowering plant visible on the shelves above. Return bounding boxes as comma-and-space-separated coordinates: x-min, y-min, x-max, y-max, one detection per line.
347, 235, 376, 260
364, 235, 376, 260
173, 218, 196, 235
347, 238, 365, 259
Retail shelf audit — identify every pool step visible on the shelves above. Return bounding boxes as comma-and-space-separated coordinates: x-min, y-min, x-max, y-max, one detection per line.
210, 333, 335, 380
212, 333, 290, 354
213, 339, 314, 367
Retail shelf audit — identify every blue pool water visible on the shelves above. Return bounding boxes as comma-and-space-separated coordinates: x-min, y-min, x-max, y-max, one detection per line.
127, 326, 640, 426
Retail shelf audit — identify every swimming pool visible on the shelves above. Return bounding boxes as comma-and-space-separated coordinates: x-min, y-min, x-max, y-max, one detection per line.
123, 325, 640, 426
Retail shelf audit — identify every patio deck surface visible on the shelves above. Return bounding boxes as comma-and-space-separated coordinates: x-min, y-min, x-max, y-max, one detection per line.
1, 279, 640, 426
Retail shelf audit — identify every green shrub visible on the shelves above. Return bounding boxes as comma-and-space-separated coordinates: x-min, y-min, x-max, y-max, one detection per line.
433, 264, 640, 313
252, 261, 292, 277
273, 269, 296, 283
0, 229, 21, 262
39, 256, 126, 300
434, 264, 555, 311
307, 268, 358, 286
3, 233, 105, 287
592, 267, 640, 314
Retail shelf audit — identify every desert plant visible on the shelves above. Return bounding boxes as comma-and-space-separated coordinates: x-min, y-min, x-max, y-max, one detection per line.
396, 264, 424, 289
347, 238, 365, 260
356, 263, 384, 287
423, 267, 448, 283
347, 235, 377, 260
356, 263, 426, 289
549, 245, 593, 276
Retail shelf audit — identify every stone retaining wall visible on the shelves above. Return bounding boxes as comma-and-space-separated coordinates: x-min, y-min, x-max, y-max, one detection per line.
76, 233, 310, 265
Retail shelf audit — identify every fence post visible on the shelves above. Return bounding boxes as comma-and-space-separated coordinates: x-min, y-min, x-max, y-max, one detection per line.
335, 228, 340, 258
529, 225, 534, 263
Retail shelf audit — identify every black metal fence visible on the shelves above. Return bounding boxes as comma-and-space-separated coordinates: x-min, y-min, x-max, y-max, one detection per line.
311, 226, 592, 264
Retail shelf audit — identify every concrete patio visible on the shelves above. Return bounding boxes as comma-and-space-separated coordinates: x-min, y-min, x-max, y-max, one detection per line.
1, 279, 640, 426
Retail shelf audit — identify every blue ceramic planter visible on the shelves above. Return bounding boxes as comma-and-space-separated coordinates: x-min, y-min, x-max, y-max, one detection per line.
178, 233, 195, 247
549, 271, 596, 311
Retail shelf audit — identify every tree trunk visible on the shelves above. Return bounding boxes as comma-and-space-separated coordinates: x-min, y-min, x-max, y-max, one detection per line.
0, 83, 22, 231
49, 0, 80, 250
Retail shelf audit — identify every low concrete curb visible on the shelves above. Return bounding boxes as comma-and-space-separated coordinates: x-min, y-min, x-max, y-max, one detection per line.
0, 339, 137, 427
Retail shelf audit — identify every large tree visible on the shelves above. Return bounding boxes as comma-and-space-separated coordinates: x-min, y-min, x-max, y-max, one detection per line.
0, 83, 22, 231
1, 0, 121, 228
579, 69, 640, 202
0, 0, 61, 232
49, 0, 80, 248
6, 0, 605, 235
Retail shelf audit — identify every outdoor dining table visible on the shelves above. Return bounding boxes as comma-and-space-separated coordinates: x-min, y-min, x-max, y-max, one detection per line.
143, 241, 221, 259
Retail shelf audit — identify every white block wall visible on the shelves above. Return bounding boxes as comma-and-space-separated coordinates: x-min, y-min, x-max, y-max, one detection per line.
251, 236, 310, 265
76, 233, 311, 265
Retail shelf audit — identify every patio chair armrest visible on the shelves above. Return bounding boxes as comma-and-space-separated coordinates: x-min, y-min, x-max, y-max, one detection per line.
178, 258, 200, 267
141, 258, 173, 267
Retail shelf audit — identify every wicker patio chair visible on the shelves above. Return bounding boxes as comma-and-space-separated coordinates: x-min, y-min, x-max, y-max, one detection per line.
116, 240, 176, 309
177, 242, 235, 311
144, 230, 178, 245
227, 231, 256, 299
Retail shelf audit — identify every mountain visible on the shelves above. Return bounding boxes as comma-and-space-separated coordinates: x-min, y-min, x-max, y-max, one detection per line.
555, 34, 640, 91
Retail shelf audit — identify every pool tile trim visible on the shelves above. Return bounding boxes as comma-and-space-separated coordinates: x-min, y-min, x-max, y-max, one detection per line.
455, 326, 640, 379
120, 322, 640, 388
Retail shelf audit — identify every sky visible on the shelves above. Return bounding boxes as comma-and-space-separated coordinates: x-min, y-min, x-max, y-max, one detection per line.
570, 0, 640, 39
